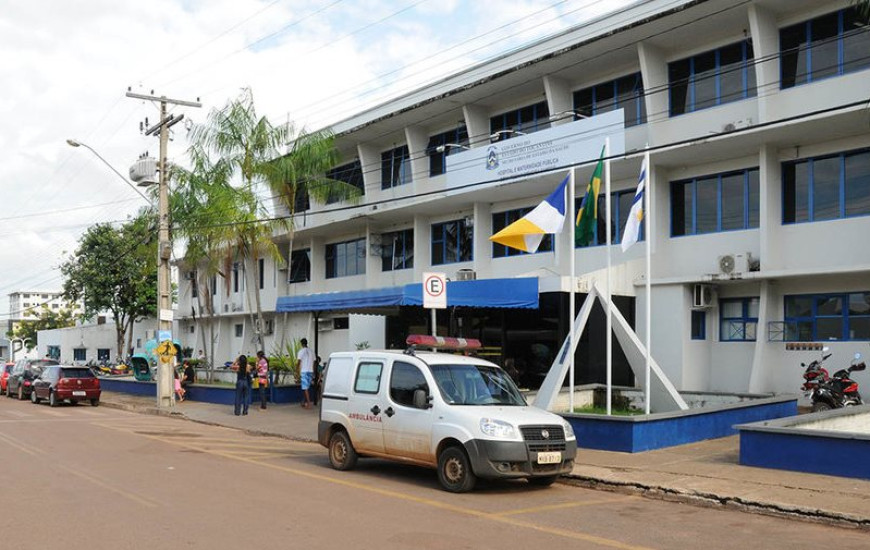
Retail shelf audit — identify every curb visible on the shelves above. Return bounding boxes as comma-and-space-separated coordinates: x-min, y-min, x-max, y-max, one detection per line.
560, 475, 870, 530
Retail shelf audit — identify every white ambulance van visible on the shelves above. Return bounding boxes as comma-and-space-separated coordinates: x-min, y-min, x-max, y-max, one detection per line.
318, 336, 577, 493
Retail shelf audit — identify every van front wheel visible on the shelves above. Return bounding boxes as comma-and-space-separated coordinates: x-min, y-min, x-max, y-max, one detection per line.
437, 446, 476, 493
328, 430, 358, 471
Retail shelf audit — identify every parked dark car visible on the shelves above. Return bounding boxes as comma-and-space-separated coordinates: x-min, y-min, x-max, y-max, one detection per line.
5, 358, 59, 400
1, 362, 14, 393
31, 365, 101, 407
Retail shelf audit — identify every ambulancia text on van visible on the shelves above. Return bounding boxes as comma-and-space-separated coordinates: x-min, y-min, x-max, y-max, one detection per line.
318, 335, 577, 492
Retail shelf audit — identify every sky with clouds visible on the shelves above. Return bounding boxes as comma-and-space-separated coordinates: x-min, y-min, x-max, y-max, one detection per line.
0, 0, 634, 325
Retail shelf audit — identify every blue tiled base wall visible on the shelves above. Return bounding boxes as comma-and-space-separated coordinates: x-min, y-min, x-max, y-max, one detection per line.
99, 378, 304, 405
739, 430, 870, 480
564, 397, 797, 453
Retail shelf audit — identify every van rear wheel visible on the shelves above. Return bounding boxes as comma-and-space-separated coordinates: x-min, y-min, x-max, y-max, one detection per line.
437, 446, 476, 493
328, 430, 358, 471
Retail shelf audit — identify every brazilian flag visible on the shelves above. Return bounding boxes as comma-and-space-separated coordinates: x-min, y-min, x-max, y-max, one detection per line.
575, 146, 605, 246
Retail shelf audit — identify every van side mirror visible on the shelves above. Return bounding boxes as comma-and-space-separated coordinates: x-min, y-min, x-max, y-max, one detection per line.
413, 388, 432, 409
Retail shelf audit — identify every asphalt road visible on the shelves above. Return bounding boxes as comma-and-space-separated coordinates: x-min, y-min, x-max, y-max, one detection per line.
1, 398, 868, 550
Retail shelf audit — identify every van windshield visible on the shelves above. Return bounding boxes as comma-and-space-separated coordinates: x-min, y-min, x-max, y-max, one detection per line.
430, 364, 526, 406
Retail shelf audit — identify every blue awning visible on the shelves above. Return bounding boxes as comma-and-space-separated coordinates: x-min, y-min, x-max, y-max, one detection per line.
275, 277, 538, 313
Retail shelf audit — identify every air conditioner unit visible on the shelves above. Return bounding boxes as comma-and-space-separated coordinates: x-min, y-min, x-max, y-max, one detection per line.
718, 253, 751, 276
317, 318, 334, 331
722, 118, 752, 133
693, 284, 714, 309
456, 269, 476, 281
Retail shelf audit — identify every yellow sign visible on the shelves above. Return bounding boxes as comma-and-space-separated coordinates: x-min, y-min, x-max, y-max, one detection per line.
157, 340, 177, 363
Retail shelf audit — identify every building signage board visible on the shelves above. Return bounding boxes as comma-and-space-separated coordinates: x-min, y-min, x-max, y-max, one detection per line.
445, 109, 626, 189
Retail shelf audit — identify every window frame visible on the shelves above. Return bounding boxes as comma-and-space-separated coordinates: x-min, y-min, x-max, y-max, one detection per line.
784, 291, 870, 342
719, 297, 759, 342
780, 8, 870, 89
671, 168, 760, 237
389, 361, 430, 408
381, 228, 414, 272
489, 101, 550, 139
289, 248, 311, 284
325, 160, 365, 204
354, 362, 383, 394
782, 148, 870, 224
431, 219, 473, 265
381, 145, 412, 189
427, 126, 469, 176
325, 238, 367, 279
668, 40, 756, 116
691, 310, 707, 340
573, 72, 646, 127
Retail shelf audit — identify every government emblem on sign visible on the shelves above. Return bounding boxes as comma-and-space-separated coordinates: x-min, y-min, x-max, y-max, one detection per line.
486, 146, 499, 170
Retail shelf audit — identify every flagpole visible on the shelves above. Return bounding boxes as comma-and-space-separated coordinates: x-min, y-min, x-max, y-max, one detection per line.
569, 167, 576, 413
605, 137, 612, 416
644, 148, 652, 415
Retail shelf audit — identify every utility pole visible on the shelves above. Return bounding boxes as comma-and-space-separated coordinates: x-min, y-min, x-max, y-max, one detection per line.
126, 90, 201, 408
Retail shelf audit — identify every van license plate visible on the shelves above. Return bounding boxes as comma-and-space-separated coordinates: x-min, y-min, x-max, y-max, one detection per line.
537, 451, 561, 464
72, 391, 86, 397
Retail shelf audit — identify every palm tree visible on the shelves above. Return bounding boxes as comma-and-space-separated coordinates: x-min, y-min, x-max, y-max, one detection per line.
187, 88, 360, 353
171, 143, 236, 381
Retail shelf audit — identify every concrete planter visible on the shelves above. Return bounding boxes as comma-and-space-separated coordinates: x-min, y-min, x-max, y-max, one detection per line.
99, 376, 304, 405
562, 395, 798, 453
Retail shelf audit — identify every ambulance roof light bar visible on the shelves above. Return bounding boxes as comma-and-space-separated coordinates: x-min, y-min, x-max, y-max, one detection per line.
404, 335, 482, 355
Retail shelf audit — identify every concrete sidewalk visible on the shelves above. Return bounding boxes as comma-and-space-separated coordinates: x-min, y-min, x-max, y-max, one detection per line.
100, 391, 870, 529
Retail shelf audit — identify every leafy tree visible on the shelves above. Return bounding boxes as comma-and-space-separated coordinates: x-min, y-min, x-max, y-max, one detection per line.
186, 88, 360, 352
11, 304, 77, 351
60, 212, 158, 360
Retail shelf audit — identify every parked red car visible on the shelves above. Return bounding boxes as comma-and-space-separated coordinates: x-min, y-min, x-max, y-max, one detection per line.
31, 365, 101, 407
0, 362, 13, 393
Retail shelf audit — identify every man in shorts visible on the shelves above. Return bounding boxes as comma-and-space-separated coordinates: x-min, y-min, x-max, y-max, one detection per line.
296, 338, 315, 408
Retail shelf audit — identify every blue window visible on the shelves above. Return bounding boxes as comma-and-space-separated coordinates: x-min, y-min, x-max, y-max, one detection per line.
381, 145, 412, 189
783, 148, 870, 224
780, 8, 870, 89
492, 207, 554, 257
574, 189, 646, 247
47, 345, 60, 360
381, 229, 414, 271
720, 297, 759, 342
325, 238, 366, 279
669, 40, 756, 115
427, 126, 468, 176
691, 310, 707, 340
289, 249, 310, 284
573, 72, 646, 127
671, 168, 759, 237
490, 101, 550, 141
431, 219, 473, 265
326, 160, 364, 204
73, 348, 86, 362
784, 292, 870, 342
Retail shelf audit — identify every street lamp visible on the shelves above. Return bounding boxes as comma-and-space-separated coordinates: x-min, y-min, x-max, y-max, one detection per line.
490, 129, 526, 142
66, 139, 151, 202
435, 143, 470, 153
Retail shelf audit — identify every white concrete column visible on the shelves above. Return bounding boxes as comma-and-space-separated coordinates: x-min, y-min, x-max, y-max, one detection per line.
759, 143, 780, 270
405, 125, 428, 185
472, 202, 491, 278
748, 4, 779, 123
544, 75, 572, 125
413, 214, 430, 282
637, 42, 668, 142
357, 143, 381, 196
462, 104, 490, 148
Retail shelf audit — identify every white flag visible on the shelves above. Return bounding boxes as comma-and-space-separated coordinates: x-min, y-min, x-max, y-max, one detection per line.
621, 158, 646, 252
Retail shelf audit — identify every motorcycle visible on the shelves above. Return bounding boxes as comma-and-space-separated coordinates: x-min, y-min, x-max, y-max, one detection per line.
799, 347, 832, 394
810, 352, 866, 412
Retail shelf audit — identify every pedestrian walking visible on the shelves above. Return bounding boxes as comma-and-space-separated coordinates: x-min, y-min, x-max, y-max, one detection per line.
296, 338, 315, 408
232, 354, 251, 416
256, 350, 269, 410
181, 360, 195, 395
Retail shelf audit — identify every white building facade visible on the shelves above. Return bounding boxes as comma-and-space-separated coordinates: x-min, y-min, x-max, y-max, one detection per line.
177, 0, 870, 396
